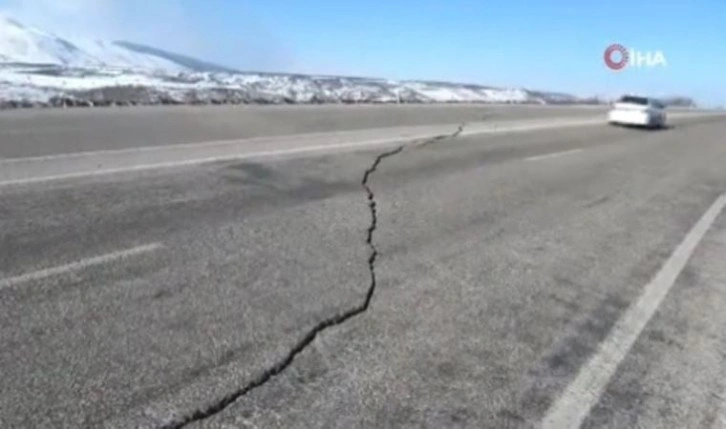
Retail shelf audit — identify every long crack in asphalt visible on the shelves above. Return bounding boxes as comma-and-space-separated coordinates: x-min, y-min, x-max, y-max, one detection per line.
416, 122, 466, 148
160, 123, 467, 429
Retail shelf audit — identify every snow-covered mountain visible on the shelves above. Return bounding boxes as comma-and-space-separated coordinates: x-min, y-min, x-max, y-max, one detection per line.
0, 15, 186, 71
115, 41, 239, 73
0, 14, 604, 108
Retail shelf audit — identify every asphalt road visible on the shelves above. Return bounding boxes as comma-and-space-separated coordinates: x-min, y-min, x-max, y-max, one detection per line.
0, 104, 611, 158
1, 107, 726, 429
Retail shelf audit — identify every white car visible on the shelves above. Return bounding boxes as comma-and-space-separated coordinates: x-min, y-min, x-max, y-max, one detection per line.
608, 95, 667, 129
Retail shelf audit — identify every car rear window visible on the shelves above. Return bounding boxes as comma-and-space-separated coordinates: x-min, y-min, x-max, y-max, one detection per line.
619, 96, 650, 105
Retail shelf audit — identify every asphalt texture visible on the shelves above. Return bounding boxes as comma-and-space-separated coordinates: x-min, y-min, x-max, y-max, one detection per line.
0, 104, 610, 158
1, 107, 726, 429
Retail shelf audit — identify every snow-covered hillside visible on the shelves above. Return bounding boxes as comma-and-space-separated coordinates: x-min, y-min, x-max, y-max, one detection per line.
0, 15, 185, 71
0, 15, 602, 108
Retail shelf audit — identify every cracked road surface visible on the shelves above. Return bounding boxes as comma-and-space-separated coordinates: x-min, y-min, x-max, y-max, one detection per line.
160, 143, 410, 429
2, 108, 726, 428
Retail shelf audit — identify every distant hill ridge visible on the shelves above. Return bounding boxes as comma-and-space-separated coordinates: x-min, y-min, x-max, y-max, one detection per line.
0, 14, 696, 109
113, 41, 238, 73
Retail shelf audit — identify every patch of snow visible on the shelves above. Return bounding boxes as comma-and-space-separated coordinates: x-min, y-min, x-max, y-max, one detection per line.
0, 63, 589, 106
72, 39, 184, 72
0, 81, 58, 102
0, 14, 186, 71
0, 15, 92, 66
0, 67, 519, 105
480, 88, 529, 102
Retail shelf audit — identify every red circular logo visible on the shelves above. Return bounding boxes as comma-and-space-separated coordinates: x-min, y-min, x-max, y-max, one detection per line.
604, 44, 629, 71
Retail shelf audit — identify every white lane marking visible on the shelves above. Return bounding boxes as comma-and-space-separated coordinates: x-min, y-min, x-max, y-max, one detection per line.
0, 128, 416, 163
0, 134, 435, 187
0, 111, 717, 164
525, 148, 583, 162
541, 193, 726, 429
0, 117, 601, 165
0, 119, 602, 187
0, 243, 163, 290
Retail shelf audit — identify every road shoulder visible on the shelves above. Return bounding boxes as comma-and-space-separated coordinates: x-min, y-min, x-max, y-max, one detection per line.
581, 208, 726, 429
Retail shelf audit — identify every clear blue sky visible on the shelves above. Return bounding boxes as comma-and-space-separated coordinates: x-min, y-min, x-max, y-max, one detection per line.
3, 0, 725, 105
194, 0, 726, 105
